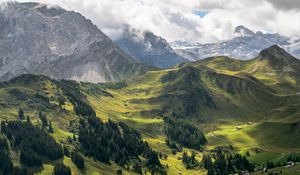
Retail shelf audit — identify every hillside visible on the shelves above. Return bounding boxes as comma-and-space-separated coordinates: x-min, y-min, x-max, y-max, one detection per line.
82, 52, 300, 173
0, 2, 154, 83
0, 46, 300, 174
0, 74, 167, 175
188, 45, 300, 93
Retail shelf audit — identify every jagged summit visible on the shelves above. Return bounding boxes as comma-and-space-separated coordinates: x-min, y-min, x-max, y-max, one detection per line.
234, 25, 254, 37
173, 25, 293, 60
115, 27, 186, 68
4, 2, 66, 17
0, 2, 151, 83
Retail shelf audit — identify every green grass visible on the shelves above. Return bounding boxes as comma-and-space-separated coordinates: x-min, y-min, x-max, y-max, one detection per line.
205, 121, 300, 167
2, 55, 300, 174
254, 163, 300, 175
246, 122, 300, 150
82, 64, 300, 173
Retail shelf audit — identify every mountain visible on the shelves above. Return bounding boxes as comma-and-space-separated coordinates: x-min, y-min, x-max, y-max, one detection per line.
109, 48, 300, 122
0, 2, 153, 83
115, 28, 187, 68
88, 46, 300, 171
1, 47, 300, 174
234, 25, 255, 37
1, 3, 300, 174
188, 45, 300, 93
171, 25, 298, 60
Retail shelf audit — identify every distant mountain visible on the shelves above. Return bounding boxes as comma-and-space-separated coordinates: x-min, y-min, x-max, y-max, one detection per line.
0, 2, 153, 83
172, 25, 300, 60
115, 28, 186, 68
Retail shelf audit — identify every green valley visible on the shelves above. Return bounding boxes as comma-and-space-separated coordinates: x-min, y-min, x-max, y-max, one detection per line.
0, 46, 299, 174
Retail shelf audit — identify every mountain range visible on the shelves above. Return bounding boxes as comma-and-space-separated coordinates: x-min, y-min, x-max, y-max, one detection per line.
0, 2, 154, 83
0, 1, 300, 175
172, 25, 300, 60
115, 27, 186, 68
0, 45, 299, 174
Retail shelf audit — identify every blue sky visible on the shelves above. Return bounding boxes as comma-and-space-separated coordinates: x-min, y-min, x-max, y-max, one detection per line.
195, 11, 208, 17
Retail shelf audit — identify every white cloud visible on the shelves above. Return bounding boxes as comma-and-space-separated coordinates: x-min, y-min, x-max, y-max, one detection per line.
1, 0, 300, 43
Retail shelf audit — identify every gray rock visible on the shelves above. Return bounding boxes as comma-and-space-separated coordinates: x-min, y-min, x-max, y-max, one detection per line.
172, 25, 300, 60
0, 2, 149, 83
115, 28, 186, 68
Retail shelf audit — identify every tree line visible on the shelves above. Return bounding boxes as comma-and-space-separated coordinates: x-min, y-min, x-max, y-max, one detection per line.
163, 117, 207, 150
203, 148, 255, 175
0, 120, 64, 167
57, 80, 166, 174
0, 115, 74, 175
78, 116, 166, 174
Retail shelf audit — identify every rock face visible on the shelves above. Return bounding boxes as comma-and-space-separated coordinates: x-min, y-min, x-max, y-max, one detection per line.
171, 26, 300, 60
0, 2, 151, 83
115, 28, 186, 68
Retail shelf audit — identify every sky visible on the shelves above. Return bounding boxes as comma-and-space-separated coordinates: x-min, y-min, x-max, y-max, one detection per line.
1, 0, 300, 43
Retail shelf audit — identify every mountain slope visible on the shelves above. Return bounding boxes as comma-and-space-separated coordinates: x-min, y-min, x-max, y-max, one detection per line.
1, 58, 300, 173
115, 28, 186, 68
0, 74, 168, 175
0, 2, 153, 83
172, 25, 295, 60
189, 45, 300, 93
83, 55, 300, 164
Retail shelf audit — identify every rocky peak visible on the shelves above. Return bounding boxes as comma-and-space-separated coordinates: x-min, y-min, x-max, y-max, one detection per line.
234, 25, 254, 37
0, 2, 150, 82
115, 27, 186, 68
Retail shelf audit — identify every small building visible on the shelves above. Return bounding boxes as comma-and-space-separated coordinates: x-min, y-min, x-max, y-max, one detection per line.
286, 161, 295, 167
241, 170, 250, 175
235, 126, 242, 130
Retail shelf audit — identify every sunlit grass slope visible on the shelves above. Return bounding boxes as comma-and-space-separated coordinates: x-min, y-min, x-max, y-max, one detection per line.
80, 49, 300, 173
1, 45, 300, 174
189, 45, 300, 93
0, 74, 136, 175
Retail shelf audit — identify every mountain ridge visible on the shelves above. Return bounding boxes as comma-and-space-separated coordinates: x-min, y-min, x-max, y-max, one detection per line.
188, 45, 300, 93
0, 45, 300, 173
0, 2, 153, 83
115, 27, 187, 68
0, 2, 299, 175
171, 25, 299, 61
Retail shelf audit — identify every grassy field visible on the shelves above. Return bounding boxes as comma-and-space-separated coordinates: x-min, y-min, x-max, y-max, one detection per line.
254, 163, 300, 175
1, 55, 300, 174
205, 121, 300, 165
81, 73, 299, 174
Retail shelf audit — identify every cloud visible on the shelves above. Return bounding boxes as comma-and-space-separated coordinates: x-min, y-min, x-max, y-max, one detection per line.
1, 0, 300, 43
266, 0, 300, 11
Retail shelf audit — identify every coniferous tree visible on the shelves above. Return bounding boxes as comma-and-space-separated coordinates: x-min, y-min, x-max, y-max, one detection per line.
26, 116, 31, 123
163, 117, 206, 150
78, 116, 165, 173
182, 151, 188, 164
0, 150, 14, 174
53, 163, 71, 175
1, 120, 63, 166
63, 146, 70, 157
133, 162, 143, 174
20, 150, 42, 167
71, 152, 85, 170
18, 109, 25, 120
39, 112, 48, 127
201, 149, 254, 175
49, 122, 54, 133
